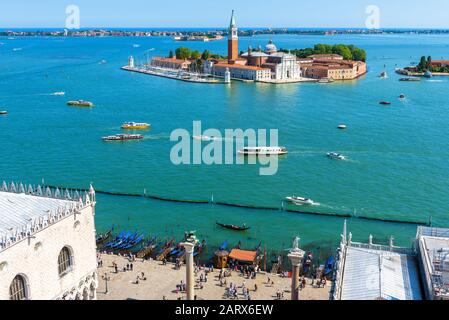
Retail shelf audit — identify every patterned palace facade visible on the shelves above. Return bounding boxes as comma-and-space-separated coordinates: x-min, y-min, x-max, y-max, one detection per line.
0, 182, 98, 300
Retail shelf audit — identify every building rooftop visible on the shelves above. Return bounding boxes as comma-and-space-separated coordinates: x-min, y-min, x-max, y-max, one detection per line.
431, 60, 449, 65
152, 57, 191, 65
340, 246, 422, 300
309, 54, 343, 60
0, 181, 93, 251
0, 191, 76, 235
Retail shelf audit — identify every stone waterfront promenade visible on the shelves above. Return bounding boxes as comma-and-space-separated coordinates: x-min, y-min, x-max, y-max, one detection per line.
96, 253, 331, 300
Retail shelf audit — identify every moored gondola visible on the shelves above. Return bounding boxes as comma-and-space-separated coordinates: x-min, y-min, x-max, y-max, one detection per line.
216, 222, 250, 231
96, 229, 113, 245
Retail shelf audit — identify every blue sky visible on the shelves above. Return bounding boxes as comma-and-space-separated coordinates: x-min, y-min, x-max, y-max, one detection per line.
1, 0, 449, 28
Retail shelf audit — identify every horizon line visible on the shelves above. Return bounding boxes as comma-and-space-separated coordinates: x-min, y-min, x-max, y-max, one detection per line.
2, 26, 449, 30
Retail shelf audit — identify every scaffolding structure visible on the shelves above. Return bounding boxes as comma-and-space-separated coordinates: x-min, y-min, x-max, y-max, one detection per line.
432, 248, 449, 297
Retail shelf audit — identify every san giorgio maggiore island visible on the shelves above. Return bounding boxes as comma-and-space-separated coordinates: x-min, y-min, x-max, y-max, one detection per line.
122, 11, 367, 84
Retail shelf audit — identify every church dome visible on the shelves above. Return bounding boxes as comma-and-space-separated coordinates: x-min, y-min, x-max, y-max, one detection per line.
265, 40, 277, 53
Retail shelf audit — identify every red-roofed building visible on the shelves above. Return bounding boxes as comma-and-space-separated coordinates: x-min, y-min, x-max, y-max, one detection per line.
151, 57, 192, 70
431, 60, 449, 67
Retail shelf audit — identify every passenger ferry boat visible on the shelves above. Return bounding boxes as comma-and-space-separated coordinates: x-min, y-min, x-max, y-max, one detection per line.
399, 77, 421, 82
67, 100, 94, 107
102, 134, 143, 142
238, 147, 288, 155
286, 196, 316, 206
121, 122, 151, 130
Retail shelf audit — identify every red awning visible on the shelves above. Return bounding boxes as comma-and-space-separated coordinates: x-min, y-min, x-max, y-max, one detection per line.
228, 249, 258, 263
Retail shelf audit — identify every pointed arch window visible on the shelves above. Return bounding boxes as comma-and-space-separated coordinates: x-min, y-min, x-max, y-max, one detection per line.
10, 275, 28, 300
58, 246, 73, 276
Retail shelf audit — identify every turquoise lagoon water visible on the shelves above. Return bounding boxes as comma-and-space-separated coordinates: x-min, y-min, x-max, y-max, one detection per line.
1, 34, 449, 254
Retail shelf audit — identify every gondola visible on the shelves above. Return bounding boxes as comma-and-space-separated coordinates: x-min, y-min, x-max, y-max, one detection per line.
135, 236, 158, 258
96, 229, 112, 245
216, 222, 250, 231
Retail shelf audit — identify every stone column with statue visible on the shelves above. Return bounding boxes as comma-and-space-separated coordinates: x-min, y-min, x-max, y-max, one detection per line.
287, 236, 305, 300
181, 231, 198, 300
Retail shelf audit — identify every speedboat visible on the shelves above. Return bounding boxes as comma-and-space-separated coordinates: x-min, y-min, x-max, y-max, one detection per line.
327, 152, 346, 160
0, 111, 7, 115
286, 196, 315, 206
238, 147, 288, 155
192, 135, 217, 142
338, 124, 347, 130
67, 100, 94, 107
53, 92, 65, 96
380, 71, 388, 78
102, 134, 143, 142
121, 122, 151, 130
379, 101, 392, 105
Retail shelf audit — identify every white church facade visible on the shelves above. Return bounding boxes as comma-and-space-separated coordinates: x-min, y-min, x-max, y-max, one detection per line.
0, 182, 98, 300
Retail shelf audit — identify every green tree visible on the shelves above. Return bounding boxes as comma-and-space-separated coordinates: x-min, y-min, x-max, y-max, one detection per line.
201, 49, 210, 60
332, 44, 353, 60
175, 47, 192, 60
351, 48, 366, 62
191, 50, 201, 60
314, 44, 332, 54
418, 56, 427, 71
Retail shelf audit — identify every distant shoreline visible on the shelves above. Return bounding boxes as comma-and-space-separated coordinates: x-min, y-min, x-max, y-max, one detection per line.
2, 28, 449, 38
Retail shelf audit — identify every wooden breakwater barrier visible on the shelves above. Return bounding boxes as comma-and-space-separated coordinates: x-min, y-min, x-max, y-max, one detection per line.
45, 184, 431, 226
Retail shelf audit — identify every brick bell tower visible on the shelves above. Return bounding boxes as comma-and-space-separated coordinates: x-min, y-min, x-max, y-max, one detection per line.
228, 10, 239, 63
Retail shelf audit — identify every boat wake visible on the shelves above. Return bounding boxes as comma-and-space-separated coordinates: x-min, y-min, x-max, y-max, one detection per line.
143, 134, 171, 141
426, 79, 444, 83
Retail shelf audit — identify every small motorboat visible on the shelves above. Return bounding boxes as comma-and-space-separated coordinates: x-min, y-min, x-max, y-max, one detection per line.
380, 71, 388, 78
67, 100, 94, 107
0, 111, 7, 115
238, 147, 288, 155
318, 77, 335, 84
399, 94, 406, 99
121, 122, 151, 130
53, 92, 66, 96
379, 101, 392, 105
338, 124, 347, 130
286, 196, 316, 206
424, 70, 433, 78
327, 152, 347, 160
216, 222, 250, 231
102, 134, 143, 142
